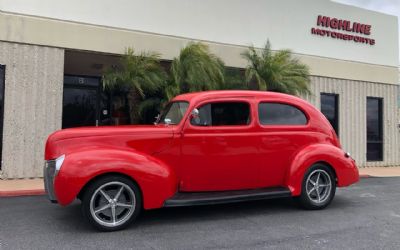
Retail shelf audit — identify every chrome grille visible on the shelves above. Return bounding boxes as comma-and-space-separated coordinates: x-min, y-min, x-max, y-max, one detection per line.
44, 160, 57, 203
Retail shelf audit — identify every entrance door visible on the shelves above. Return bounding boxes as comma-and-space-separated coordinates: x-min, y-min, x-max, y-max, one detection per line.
62, 75, 101, 129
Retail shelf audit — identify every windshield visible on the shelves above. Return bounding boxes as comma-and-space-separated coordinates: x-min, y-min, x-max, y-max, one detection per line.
158, 101, 189, 125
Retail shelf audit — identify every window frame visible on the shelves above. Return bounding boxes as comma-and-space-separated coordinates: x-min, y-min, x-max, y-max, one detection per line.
187, 98, 254, 130
257, 101, 310, 128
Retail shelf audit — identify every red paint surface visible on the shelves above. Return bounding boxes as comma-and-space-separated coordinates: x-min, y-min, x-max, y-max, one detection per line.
45, 91, 359, 209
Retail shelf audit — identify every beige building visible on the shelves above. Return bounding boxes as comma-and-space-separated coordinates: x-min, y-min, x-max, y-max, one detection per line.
0, 0, 399, 179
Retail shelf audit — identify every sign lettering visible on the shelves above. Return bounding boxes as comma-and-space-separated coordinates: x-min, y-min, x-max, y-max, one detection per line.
311, 15, 375, 46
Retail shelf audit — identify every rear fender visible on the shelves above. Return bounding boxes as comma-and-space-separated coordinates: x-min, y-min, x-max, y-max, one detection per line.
54, 147, 177, 209
285, 144, 359, 196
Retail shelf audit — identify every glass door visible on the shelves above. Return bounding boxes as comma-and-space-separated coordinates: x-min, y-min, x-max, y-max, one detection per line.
62, 75, 101, 129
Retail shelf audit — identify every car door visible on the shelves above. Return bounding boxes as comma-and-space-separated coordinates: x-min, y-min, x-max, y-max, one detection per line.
179, 98, 261, 192
256, 101, 311, 187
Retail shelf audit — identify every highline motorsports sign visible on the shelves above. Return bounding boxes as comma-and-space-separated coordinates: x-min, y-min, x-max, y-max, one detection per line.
311, 15, 375, 45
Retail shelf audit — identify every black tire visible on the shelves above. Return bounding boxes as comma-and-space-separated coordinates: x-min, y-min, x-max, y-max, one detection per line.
81, 175, 142, 231
296, 163, 336, 210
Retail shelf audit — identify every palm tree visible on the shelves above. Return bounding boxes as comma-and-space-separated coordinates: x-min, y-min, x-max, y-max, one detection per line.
167, 42, 225, 99
242, 40, 311, 96
103, 48, 166, 124
220, 67, 247, 90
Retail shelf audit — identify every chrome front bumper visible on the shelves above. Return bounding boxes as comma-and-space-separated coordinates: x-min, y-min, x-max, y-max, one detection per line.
43, 160, 57, 203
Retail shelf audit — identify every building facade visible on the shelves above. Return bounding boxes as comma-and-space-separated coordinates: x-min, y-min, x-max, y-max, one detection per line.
0, 0, 399, 179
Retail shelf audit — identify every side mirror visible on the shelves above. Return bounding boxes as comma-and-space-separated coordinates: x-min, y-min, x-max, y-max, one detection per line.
164, 118, 172, 125
191, 108, 199, 119
189, 108, 200, 125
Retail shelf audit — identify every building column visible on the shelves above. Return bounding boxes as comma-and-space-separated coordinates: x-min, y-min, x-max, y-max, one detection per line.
0, 41, 64, 179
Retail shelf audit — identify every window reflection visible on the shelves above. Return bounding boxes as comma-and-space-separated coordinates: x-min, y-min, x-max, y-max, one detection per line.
62, 88, 98, 128
259, 103, 307, 125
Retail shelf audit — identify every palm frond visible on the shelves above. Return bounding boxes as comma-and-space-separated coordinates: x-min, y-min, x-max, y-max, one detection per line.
102, 47, 166, 123
241, 40, 311, 96
137, 97, 162, 116
170, 42, 225, 95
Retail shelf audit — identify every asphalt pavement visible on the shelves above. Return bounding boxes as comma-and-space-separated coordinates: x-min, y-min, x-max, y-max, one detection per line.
1, 177, 400, 250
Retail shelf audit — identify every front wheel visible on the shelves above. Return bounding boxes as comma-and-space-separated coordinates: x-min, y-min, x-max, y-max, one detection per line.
296, 164, 336, 210
81, 175, 142, 231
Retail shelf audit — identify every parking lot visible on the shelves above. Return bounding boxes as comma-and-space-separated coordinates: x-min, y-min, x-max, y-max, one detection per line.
1, 177, 400, 249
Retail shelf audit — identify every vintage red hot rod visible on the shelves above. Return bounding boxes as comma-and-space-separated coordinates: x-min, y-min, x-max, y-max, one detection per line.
44, 90, 359, 231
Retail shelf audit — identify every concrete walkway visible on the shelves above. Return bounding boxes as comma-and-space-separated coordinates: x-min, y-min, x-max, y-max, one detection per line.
0, 179, 44, 197
0, 166, 399, 197
359, 166, 400, 177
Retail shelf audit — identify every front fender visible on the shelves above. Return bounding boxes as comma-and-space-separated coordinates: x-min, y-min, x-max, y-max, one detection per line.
285, 144, 359, 196
54, 147, 177, 209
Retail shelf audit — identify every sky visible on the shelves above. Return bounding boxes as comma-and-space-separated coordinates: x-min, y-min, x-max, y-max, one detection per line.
332, 0, 400, 64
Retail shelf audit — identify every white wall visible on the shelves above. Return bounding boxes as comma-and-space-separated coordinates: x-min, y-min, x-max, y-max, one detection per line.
0, 0, 398, 67
306, 76, 400, 167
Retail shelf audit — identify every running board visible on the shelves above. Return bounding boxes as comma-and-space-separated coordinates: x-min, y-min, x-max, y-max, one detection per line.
163, 187, 291, 207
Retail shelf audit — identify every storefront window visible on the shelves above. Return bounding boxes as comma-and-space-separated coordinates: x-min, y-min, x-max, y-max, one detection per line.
320, 93, 339, 136
62, 75, 164, 128
367, 97, 383, 161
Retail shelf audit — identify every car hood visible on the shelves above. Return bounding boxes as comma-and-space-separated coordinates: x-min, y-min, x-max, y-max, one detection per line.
47, 125, 173, 142
45, 125, 174, 160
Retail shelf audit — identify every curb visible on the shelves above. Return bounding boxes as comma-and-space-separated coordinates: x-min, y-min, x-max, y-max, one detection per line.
359, 174, 370, 178
0, 189, 45, 197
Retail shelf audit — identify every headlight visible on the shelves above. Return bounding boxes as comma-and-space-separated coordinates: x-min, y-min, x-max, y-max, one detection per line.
55, 154, 65, 176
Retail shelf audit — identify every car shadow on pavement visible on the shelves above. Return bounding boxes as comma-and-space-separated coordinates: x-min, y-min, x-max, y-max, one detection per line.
58, 198, 295, 231
59, 195, 354, 232
139, 196, 353, 224
140, 198, 297, 223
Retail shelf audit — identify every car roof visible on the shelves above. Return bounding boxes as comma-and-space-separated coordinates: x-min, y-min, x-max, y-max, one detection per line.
172, 90, 308, 105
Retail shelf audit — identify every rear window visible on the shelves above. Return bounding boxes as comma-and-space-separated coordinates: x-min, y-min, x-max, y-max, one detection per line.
258, 102, 307, 125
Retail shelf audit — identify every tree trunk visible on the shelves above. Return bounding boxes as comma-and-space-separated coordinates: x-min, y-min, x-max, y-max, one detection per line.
127, 89, 141, 124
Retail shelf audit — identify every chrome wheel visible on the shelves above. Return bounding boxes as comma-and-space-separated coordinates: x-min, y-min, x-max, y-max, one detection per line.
305, 169, 332, 204
89, 181, 136, 228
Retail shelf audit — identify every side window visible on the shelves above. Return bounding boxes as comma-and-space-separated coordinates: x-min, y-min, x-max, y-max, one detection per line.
191, 102, 250, 126
258, 102, 307, 125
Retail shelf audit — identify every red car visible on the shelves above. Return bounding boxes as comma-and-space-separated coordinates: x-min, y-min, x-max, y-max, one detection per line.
44, 90, 359, 231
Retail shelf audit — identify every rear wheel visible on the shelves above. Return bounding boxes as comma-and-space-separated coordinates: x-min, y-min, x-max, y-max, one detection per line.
297, 164, 336, 210
81, 175, 142, 231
